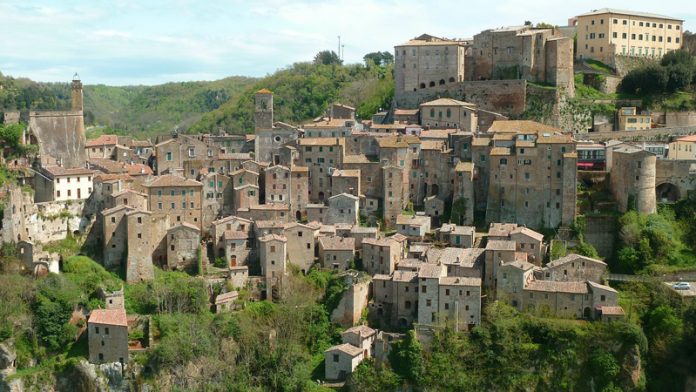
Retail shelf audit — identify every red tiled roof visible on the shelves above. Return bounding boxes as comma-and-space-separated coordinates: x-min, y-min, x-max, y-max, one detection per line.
86, 135, 118, 147
89, 308, 127, 326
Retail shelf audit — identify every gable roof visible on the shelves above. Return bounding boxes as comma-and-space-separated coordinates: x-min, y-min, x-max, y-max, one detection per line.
325, 343, 363, 357
319, 235, 355, 251
86, 134, 119, 147
146, 174, 202, 188
89, 308, 127, 326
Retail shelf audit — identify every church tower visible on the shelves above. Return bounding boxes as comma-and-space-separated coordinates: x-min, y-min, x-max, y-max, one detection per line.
254, 89, 273, 130
71, 73, 83, 112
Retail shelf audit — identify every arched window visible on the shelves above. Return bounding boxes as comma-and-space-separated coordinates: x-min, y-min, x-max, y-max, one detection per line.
439, 79, 445, 85
449, 77, 455, 83
420, 83, 426, 89
429, 81, 435, 87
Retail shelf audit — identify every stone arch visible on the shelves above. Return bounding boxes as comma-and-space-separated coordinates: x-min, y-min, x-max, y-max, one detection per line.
398, 317, 409, 328
318, 191, 325, 201
449, 77, 455, 83
583, 307, 592, 319
656, 182, 680, 203
431, 183, 439, 196
296, 210, 302, 221
429, 81, 436, 87
420, 83, 426, 89
439, 79, 445, 85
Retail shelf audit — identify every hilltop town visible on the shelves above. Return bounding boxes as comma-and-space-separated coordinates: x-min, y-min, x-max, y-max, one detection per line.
1, 7, 696, 392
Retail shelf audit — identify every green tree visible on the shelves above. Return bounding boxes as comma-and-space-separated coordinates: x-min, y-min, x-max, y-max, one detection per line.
363, 51, 394, 67
389, 330, 424, 384
0, 123, 24, 149
313, 50, 342, 66
347, 360, 400, 391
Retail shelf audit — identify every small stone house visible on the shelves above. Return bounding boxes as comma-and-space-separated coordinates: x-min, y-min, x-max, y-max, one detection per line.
88, 309, 129, 365
542, 254, 607, 283
324, 343, 364, 381
396, 214, 431, 240
341, 325, 376, 357
439, 224, 475, 248
318, 236, 355, 271
326, 193, 360, 225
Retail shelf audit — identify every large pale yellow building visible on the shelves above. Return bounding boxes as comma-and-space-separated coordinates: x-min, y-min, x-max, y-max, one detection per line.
668, 135, 696, 160
574, 8, 683, 65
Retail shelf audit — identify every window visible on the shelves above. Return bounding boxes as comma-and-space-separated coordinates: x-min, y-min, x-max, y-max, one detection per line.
421, 285, 427, 293
105, 327, 110, 335
333, 354, 339, 362
95, 326, 100, 334
426, 299, 432, 307
166, 152, 173, 161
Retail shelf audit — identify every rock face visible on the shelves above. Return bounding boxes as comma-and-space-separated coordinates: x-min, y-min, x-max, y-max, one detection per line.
0, 342, 16, 376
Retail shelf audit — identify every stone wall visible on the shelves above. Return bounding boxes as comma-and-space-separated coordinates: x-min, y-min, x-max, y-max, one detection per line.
665, 111, 696, 127
331, 280, 370, 327
583, 215, 618, 259
395, 80, 528, 117
2, 186, 96, 244
28, 110, 86, 168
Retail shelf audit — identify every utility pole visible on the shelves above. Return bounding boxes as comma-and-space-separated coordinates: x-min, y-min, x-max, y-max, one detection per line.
341, 44, 345, 61
337, 35, 341, 58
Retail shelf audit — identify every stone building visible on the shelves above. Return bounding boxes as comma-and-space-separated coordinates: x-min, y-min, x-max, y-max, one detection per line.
264, 165, 309, 218
331, 169, 361, 197
211, 215, 252, 258
509, 226, 545, 265
223, 230, 253, 268
396, 214, 431, 240
284, 222, 317, 273
200, 172, 233, 232
341, 325, 376, 358
318, 236, 355, 271
483, 121, 577, 229
88, 308, 128, 365
86, 135, 119, 159
325, 193, 359, 225
394, 34, 469, 97
297, 137, 345, 202
542, 254, 607, 283
109, 189, 148, 210
438, 224, 475, 248
33, 166, 94, 202
362, 237, 404, 276
145, 174, 203, 229
102, 205, 135, 268
452, 161, 475, 225
324, 343, 364, 381
468, 26, 574, 94
166, 223, 201, 271
419, 98, 478, 131
233, 184, 260, 212
382, 165, 408, 228
609, 147, 656, 213
258, 234, 287, 299
574, 8, 684, 65
254, 90, 300, 164
125, 209, 167, 283
302, 118, 356, 138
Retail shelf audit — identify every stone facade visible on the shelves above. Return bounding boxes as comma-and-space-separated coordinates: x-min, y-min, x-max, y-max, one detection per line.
484, 120, 577, 229
166, 223, 200, 271
609, 147, 656, 213
88, 309, 128, 365
145, 175, 203, 229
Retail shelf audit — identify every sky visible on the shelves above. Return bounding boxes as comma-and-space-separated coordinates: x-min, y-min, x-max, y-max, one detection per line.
1, 0, 694, 86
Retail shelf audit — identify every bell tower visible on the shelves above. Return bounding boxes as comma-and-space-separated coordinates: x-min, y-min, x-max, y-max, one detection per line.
71, 73, 83, 112
254, 89, 273, 130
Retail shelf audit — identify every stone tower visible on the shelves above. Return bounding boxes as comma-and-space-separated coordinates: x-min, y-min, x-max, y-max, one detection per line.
254, 89, 273, 130
71, 73, 83, 112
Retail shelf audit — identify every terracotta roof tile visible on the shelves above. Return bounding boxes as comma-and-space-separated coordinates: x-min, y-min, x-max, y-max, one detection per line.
89, 308, 127, 326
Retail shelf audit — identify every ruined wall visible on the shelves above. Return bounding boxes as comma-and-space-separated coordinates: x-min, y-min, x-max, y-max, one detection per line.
2, 186, 95, 244
331, 280, 370, 327
28, 111, 86, 168
545, 38, 575, 97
